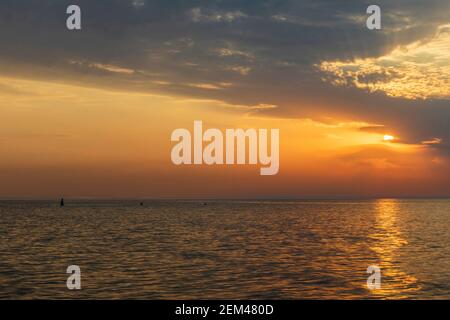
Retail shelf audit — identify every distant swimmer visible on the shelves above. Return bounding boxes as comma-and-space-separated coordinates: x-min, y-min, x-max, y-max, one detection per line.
140, 202, 144, 206
60, 198, 65, 207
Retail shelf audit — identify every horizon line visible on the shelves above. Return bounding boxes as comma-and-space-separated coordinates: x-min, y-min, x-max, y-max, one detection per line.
1, 196, 449, 201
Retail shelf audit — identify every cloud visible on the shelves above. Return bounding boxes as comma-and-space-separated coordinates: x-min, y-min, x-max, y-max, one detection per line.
0, 0, 449, 155
422, 138, 443, 145
68, 60, 136, 75
318, 24, 450, 100
188, 7, 248, 23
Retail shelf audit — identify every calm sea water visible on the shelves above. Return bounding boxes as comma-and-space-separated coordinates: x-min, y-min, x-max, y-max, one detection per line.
0, 199, 449, 299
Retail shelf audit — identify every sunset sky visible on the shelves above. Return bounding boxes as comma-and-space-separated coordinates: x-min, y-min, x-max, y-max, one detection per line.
0, 0, 449, 199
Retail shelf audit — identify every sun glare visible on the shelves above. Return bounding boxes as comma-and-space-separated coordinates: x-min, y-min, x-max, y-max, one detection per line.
383, 135, 395, 142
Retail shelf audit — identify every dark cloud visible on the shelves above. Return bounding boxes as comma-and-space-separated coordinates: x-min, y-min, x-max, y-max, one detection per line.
0, 0, 449, 152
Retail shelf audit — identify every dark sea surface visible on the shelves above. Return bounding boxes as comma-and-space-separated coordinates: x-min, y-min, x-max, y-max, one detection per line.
0, 199, 449, 299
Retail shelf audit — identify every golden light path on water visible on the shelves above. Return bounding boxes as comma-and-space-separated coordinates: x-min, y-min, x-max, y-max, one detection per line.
369, 199, 421, 298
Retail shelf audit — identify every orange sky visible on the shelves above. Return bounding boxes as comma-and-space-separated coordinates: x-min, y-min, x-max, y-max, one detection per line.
0, 75, 448, 199
0, 2, 449, 198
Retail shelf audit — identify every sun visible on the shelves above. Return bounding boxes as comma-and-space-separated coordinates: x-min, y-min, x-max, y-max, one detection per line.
383, 134, 395, 142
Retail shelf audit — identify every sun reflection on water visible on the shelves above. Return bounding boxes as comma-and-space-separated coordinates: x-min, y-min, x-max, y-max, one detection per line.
369, 199, 421, 298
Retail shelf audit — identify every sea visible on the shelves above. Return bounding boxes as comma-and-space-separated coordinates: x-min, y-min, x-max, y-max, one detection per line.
0, 199, 448, 299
